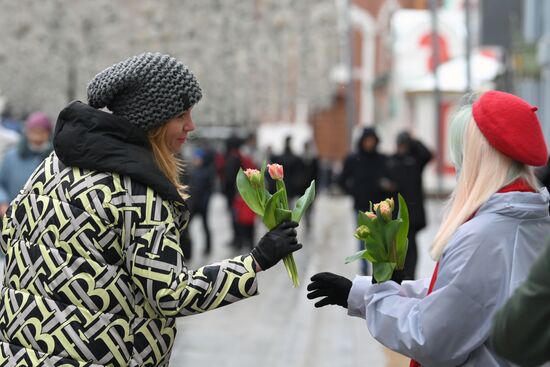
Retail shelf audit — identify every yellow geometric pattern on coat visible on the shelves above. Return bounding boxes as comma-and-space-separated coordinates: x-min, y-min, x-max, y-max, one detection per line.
0, 152, 259, 366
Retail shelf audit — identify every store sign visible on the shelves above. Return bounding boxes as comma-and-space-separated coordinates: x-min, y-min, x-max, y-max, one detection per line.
392, 9, 465, 84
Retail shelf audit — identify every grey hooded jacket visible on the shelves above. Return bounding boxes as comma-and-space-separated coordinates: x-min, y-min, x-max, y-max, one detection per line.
348, 189, 550, 367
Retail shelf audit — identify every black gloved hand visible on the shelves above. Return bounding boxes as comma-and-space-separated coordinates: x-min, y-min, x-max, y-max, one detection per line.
307, 272, 352, 308
251, 221, 301, 271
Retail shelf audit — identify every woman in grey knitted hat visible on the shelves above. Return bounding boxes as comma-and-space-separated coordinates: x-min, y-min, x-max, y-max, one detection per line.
0, 52, 302, 366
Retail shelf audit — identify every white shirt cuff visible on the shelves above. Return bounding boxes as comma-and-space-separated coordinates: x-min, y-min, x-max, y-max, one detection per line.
347, 275, 372, 318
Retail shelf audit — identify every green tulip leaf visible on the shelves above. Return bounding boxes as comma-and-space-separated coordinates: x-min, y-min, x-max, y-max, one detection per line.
263, 189, 285, 229
382, 220, 402, 259
396, 193, 410, 269
357, 211, 371, 226
291, 180, 316, 222
360, 219, 388, 259
363, 237, 388, 261
345, 250, 366, 264
259, 161, 271, 205
373, 262, 396, 283
236, 168, 264, 216
345, 249, 377, 264
275, 180, 289, 209
275, 208, 292, 223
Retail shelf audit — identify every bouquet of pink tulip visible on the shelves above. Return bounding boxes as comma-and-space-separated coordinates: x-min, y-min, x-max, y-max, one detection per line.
345, 194, 410, 283
236, 162, 315, 287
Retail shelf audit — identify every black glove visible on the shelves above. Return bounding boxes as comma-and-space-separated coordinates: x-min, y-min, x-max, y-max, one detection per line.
251, 221, 301, 271
307, 272, 352, 308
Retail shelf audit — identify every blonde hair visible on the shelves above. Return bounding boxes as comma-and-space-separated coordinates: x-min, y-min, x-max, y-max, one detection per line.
430, 107, 538, 259
148, 124, 189, 200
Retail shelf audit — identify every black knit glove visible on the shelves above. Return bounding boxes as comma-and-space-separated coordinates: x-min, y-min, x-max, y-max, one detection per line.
251, 221, 301, 271
307, 272, 352, 308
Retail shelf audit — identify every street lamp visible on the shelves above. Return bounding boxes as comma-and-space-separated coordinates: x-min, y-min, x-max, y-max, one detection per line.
429, 0, 443, 193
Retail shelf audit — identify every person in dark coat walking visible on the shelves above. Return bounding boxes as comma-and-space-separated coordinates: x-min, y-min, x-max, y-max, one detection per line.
387, 131, 432, 279
339, 127, 393, 274
300, 140, 319, 233
221, 135, 243, 210
187, 146, 216, 255
271, 136, 305, 202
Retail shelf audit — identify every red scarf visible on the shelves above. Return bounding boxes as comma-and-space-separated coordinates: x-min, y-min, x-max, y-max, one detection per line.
409, 179, 535, 367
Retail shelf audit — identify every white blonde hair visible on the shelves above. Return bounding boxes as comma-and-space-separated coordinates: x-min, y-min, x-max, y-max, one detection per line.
430, 106, 539, 259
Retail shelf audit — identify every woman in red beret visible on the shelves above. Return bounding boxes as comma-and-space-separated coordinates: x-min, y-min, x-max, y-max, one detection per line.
307, 91, 550, 367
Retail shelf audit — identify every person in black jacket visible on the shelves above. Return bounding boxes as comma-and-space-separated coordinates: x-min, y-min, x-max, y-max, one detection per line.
271, 136, 305, 202
221, 135, 244, 248
187, 146, 216, 255
339, 127, 393, 274
387, 131, 433, 279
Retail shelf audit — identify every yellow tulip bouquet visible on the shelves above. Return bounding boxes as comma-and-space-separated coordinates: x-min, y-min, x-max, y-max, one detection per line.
346, 194, 410, 283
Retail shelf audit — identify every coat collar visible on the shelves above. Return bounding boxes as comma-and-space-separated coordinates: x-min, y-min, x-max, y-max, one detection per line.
476, 187, 550, 220
53, 101, 185, 204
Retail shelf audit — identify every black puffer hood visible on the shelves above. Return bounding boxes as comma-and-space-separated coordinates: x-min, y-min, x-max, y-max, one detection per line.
357, 127, 379, 153
53, 101, 184, 203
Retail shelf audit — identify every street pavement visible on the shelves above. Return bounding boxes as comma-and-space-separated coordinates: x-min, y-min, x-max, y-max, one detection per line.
0, 192, 445, 367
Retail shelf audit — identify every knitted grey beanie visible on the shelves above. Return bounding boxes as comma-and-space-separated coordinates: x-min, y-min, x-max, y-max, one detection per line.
87, 52, 202, 131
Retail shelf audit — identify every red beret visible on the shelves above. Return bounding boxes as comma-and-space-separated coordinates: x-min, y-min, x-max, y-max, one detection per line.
472, 90, 548, 166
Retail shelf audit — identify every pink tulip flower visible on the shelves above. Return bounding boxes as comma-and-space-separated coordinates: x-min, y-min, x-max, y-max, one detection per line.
379, 201, 392, 220
268, 164, 284, 180
366, 211, 377, 220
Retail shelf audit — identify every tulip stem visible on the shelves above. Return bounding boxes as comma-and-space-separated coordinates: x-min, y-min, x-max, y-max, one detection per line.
276, 180, 289, 210
283, 254, 299, 287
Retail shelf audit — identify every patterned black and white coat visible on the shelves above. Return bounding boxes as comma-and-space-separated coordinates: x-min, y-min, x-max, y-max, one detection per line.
0, 102, 258, 366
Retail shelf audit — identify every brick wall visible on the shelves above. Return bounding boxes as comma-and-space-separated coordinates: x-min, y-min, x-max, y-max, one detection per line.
311, 94, 349, 161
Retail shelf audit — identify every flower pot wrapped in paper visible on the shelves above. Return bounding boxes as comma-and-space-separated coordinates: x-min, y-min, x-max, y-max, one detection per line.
236, 162, 316, 287
345, 194, 410, 283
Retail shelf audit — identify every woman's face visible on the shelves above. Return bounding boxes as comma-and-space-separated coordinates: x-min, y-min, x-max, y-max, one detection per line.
164, 109, 195, 154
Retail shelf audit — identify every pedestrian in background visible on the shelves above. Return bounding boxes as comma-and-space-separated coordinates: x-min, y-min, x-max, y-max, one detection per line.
387, 131, 432, 279
339, 127, 393, 274
0, 104, 25, 133
187, 146, 216, 255
0, 52, 302, 366
221, 135, 243, 248
270, 136, 304, 203
536, 155, 550, 197
221, 135, 257, 250
300, 140, 319, 233
0, 111, 53, 216
0, 107, 21, 162
307, 91, 550, 367
490, 238, 550, 367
